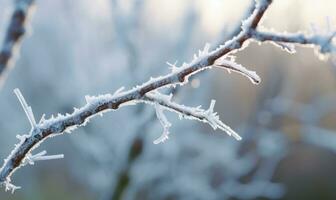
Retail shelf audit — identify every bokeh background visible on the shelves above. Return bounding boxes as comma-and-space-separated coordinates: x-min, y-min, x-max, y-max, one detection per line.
0, 0, 336, 199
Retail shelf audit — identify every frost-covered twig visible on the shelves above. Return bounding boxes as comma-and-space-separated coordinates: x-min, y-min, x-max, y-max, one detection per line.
143, 92, 242, 141
0, 0, 272, 190
214, 57, 261, 84
0, 0, 35, 87
2, 0, 336, 191
153, 103, 172, 144
251, 24, 336, 56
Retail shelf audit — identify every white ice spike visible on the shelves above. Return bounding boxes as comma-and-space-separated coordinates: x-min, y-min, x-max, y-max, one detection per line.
153, 103, 172, 144
14, 88, 37, 128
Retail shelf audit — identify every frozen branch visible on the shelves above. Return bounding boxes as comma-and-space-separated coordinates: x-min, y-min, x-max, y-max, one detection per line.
0, 0, 35, 87
254, 30, 335, 53
250, 18, 336, 57
153, 103, 172, 144
1, 0, 336, 191
0, 0, 272, 190
214, 57, 261, 84
143, 92, 242, 141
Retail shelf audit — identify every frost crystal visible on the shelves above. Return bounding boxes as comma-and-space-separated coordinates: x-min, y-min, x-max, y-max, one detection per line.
144, 92, 242, 140
23, 150, 64, 166
153, 103, 172, 144
205, 100, 242, 140
14, 88, 37, 128
271, 42, 296, 54
167, 61, 179, 73
3, 178, 21, 194
215, 58, 261, 84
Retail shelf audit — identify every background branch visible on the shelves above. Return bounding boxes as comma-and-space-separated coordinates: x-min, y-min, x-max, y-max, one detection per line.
0, 0, 35, 88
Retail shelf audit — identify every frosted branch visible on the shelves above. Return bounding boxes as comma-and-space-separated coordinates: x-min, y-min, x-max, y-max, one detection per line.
251, 29, 336, 57
214, 57, 261, 84
2, 0, 336, 191
0, 0, 272, 190
153, 103, 172, 144
143, 92, 242, 140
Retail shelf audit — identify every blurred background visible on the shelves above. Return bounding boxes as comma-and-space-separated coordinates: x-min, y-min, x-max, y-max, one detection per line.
0, 0, 336, 199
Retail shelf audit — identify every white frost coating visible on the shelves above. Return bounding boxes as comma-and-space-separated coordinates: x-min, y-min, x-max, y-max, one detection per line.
167, 61, 179, 73
241, 0, 268, 33
153, 103, 172, 144
215, 58, 261, 84
3, 178, 20, 194
171, 43, 211, 72
38, 114, 46, 124
4, 0, 336, 192
206, 100, 242, 140
113, 86, 125, 95
14, 88, 37, 128
23, 150, 64, 165
271, 42, 296, 54
184, 43, 212, 68
143, 92, 242, 140
251, 20, 336, 60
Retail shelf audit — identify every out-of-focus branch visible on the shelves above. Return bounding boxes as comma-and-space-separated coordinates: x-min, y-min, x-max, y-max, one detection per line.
303, 126, 336, 153
0, 0, 35, 87
110, 0, 144, 79
216, 0, 256, 45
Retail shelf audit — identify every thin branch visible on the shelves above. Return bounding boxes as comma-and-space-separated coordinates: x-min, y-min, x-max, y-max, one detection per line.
2, 0, 336, 191
142, 92, 242, 141
214, 57, 261, 84
0, 0, 35, 87
0, 0, 271, 189
153, 102, 172, 144
252, 30, 336, 54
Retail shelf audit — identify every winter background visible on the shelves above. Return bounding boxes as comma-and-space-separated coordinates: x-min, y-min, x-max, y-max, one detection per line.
0, 0, 336, 199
